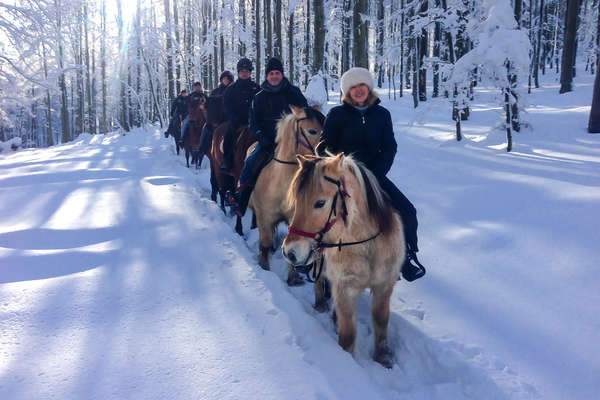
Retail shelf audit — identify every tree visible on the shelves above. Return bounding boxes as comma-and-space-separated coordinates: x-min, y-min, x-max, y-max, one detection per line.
560, 0, 581, 93
589, 69, 600, 133
313, 0, 325, 75
353, 0, 368, 68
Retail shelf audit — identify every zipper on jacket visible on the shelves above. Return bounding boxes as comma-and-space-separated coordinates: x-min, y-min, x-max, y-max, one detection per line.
361, 115, 366, 124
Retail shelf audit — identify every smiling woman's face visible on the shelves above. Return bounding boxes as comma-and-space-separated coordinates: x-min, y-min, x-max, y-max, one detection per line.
349, 83, 369, 106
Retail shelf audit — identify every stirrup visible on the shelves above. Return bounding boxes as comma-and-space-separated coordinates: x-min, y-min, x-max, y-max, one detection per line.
225, 191, 238, 207
401, 251, 426, 282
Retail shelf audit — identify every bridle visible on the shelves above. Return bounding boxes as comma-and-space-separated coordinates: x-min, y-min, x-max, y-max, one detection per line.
273, 116, 319, 165
287, 174, 380, 282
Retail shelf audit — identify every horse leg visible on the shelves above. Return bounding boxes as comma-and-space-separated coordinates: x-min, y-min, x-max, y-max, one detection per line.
333, 282, 359, 354
210, 168, 218, 202
251, 212, 257, 230
371, 283, 395, 369
258, 246, 271, 271
235, 215, 243, 236
314, 273, 329, 312
219, 189, 227, 214
185, 149, 190, 168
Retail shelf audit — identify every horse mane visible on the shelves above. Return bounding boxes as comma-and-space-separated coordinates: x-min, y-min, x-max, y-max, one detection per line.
341, 155, 394, 235
288, 154, 394, 235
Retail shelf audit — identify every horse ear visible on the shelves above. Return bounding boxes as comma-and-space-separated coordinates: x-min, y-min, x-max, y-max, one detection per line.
328, 153, 344, 173
296, 154, 311, 166
290, 105, 305, 118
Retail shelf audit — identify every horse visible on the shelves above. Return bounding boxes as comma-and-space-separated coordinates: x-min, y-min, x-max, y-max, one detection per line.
165, 114, 183, 155
248, 105, 325, 289
210, 120, 256, 216
282, 153, 404, 368
182, 95, 207, 168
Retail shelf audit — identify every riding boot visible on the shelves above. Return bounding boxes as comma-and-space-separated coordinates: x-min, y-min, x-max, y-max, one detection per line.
232, 184, 253, 217
400, 246, 426, 281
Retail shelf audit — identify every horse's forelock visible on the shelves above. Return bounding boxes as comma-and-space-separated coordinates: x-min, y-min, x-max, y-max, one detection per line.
287, 157, 322, 210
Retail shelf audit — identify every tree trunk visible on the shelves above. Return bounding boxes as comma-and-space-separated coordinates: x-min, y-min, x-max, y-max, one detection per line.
274, 0, 282, 59
255, 0, 262, 78
164, 0, 175, 101
352, 0, 368, 68
313, 0, 325, 75
560, 0, 581, 93
535, 0, 545, 88
289, 8, 295, 83
589, 68, 600, 132
265, 0, 272, 58
376, 0, 384, 87
174, 0, 181, 94
341, 0, 351, 74
514, 0, 523, 27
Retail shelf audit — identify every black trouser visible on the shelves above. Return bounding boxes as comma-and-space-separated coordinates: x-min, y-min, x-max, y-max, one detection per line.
376, 175, 419, 252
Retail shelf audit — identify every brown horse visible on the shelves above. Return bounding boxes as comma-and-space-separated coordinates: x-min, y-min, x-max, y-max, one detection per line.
210, 122, 256, 215
283, 153, 404, 368
248, 106, 325, 288
182, 95, 207, 168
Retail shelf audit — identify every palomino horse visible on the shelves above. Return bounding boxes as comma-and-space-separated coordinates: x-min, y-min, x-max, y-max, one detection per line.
282, 153, 404, 368
182, 95, 207, 168
248, 105, 325, 288
210, 121, 255, 216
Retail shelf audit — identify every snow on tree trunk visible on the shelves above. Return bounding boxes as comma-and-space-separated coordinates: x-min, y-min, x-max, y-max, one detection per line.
589, 68, 600, 133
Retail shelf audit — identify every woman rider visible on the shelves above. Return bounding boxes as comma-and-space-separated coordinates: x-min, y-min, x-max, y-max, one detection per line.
319, 67, 426, 281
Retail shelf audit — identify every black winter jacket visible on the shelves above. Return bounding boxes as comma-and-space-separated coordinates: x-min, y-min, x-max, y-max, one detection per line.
170, 95, 188, 119
321, 98, 397, 177
210, 83, 229, 97
250, 78, 308, 147
223, 78, 260, 126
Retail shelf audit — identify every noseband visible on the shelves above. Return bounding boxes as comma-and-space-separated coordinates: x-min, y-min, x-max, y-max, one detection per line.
288, 174, 380, 282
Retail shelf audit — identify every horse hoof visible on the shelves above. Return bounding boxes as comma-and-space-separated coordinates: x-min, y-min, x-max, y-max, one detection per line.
313, 299, 329, 313
235, 226, 243, 236
374, 345, 394, 369
287, 273, 305, 287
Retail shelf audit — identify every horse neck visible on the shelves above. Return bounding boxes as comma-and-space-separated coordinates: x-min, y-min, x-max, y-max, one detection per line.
336, 169, 379, 239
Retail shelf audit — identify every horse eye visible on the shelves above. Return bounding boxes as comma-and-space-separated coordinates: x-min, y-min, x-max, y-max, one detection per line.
314, 200, 326, 209
308, 129, 318, 135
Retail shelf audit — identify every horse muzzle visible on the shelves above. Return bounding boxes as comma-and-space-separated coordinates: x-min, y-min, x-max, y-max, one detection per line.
282, 240, 314, 267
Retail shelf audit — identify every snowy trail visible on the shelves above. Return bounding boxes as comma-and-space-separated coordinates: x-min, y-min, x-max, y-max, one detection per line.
2, 71, 599, 399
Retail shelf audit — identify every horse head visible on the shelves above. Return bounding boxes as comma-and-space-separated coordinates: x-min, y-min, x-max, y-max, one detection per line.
282, 153, 394, 267
275, 105, 325, 158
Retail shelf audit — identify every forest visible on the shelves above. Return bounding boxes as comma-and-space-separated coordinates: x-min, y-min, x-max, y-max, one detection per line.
1, 0, 599, 149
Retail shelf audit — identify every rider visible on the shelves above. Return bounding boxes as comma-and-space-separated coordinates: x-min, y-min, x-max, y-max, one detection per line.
319, 67, 426, 282
231, 57, 308, 217
197, 71, 236, 167
211, 71, 234, 97
181, 82, 207, 145
165, 89, 188, 137
220, 59, 260, 173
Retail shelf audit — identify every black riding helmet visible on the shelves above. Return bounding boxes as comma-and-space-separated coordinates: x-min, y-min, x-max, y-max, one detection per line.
236, 58, 253, 72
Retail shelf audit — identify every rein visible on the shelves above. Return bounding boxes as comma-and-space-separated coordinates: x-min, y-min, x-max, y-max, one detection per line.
288, 174, 381, 283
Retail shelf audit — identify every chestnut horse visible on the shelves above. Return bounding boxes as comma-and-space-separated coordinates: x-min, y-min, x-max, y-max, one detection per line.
283, 154, 404, 368
248, 106, 325, 289
210, 121, 256, 215
182, 95, 207, 168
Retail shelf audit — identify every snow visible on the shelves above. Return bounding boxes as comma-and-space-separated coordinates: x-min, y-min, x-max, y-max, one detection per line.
0, 137, 22, 153
1, 69, 599, 399
305, 75, 328, 110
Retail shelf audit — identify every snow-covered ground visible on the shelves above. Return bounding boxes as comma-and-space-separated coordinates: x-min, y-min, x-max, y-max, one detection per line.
1, 70, 599, 399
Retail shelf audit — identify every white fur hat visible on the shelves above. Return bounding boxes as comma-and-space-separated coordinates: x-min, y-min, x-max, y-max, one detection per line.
340, 67, 374, 95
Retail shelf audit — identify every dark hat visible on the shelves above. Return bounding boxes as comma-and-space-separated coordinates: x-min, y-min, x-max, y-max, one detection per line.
193, 81, 202, 87
236, 58, 253, 72
220, 70, 234, 82
265, 58, 284, 75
